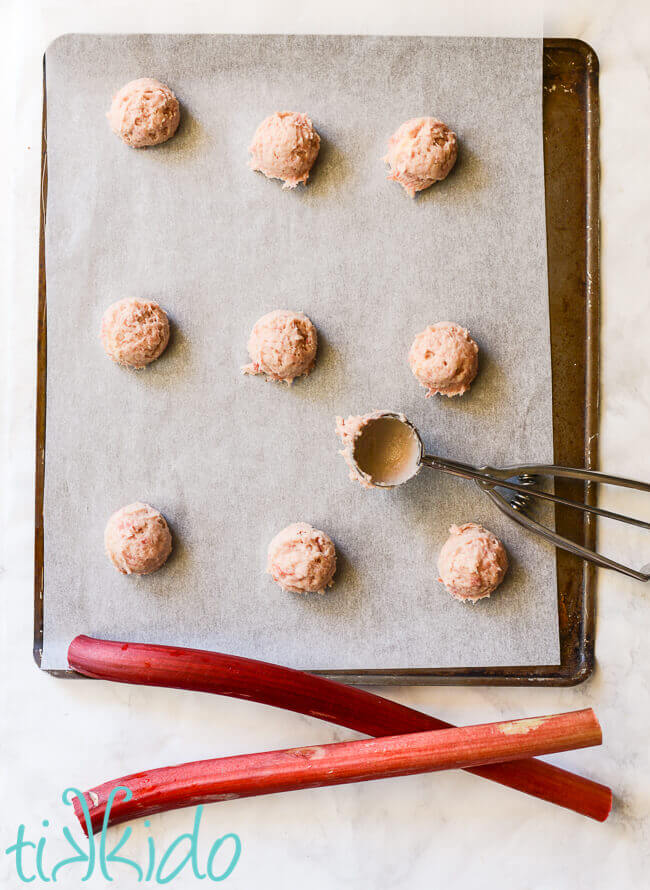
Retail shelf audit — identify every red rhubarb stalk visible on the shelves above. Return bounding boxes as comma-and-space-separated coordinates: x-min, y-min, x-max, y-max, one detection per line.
75, 709, 602, 833
68, 636, 612, 822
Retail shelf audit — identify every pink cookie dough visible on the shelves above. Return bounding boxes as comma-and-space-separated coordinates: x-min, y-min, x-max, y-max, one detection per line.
335, 410, 421, 488
383, 117, 458, 197
437, 523, 508, 602
108, 78, 180, 148
267, 522, 337, 594
242, 310, 318, 383
104, 502, 172, 575
409, 321, 478, 398
101, 298, 170, 369
248, 111, 321, 188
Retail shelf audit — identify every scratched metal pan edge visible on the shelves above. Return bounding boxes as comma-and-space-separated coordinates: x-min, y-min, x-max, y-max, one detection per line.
34, 38, 600, 685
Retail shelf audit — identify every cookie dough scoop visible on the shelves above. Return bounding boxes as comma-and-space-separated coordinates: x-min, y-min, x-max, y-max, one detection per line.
334, 411, 650, 581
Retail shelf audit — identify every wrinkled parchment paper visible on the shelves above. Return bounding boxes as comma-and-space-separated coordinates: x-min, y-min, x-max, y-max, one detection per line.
42, 35, 560, 671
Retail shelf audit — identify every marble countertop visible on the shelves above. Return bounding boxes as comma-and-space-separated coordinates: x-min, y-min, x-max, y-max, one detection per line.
2, 2, 649, 887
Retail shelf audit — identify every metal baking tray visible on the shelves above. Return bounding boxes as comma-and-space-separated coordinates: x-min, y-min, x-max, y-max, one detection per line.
34, 38, 599, 685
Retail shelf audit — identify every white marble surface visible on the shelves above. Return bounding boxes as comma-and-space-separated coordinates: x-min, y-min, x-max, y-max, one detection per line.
2, 1, 649, 887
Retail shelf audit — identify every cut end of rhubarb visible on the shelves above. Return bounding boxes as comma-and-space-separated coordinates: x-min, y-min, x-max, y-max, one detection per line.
598, 787, 614, 822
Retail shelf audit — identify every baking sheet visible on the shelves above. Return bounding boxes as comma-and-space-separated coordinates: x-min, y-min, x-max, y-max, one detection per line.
41, 34, 560, 671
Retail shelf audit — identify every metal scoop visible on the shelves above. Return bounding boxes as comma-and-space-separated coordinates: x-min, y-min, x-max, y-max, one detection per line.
349, 412, 650, 582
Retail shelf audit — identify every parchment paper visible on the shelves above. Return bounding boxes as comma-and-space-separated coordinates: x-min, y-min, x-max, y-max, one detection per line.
42, 34, 560, 671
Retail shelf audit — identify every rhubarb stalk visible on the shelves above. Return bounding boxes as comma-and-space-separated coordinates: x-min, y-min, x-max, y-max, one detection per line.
68, 636, 612, 822
75, 709, 602, 833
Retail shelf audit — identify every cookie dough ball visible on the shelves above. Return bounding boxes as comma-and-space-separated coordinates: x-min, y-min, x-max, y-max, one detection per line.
249, 111, 321, 188
383, 117, 458, 197
267, 523, 337, 594
105, 502, 172, 575
409, 321, 478, 398
108, 78, 180, 148
101, 299, 170, 369
438, 523, 508, 602
242, 310, 318, 384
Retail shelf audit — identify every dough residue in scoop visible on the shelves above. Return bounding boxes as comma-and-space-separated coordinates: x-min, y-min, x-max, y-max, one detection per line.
267, 522, 337, 594
409, 321, 478, 397
101, 298, 170, 369
437, 523, 508, 602
107, 78, 180, 148
242, 310, 318, 383
104, 502, 172, 575
383, 117, 458, 197
248, 111, 321, 188
335, 411, 421, 488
